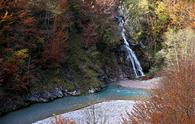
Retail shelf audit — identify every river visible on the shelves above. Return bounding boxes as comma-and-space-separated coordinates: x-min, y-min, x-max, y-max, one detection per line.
0, 84, 149, 124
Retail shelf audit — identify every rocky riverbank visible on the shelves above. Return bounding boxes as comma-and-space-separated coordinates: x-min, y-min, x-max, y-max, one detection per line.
0, 77, 160, 116
33, 100, 136, 124
0, 86, 101, 116
32, 78, 161, 124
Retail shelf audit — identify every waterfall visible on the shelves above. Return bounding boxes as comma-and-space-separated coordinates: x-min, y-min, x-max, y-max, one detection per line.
117, 8, 144, 78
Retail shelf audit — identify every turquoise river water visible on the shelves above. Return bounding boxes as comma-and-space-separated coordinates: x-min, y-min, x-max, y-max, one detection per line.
0, 84, 150, 124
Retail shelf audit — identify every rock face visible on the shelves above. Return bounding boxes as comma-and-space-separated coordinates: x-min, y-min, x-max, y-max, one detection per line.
25, 87, 69, 103
113, 43, 151, 79
132, 44, 151, 72
112, 8, 151, 79
0, 95, 29, 116
0, 86, 81, 116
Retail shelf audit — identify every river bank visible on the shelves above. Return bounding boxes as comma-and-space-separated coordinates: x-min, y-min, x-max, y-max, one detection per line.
118, 77, 161, 89
31, 78, 161, 124
0, 85, 148, 124
0, 83, 103, 116
0, 77, 160, 116
33, 100, 136, 124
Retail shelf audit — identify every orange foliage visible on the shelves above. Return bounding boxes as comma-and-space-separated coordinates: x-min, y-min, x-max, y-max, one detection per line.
23, 17, 34, 25
79, 0, 118, 47
0, 0, 30, 25
42, 0, 69, 67
0, 0, 38, 48
190, 3, 195, 29
164, 0, 195, 28
57, 0, 68, 10
123, 53, 195, 124
42, 29, 67, 67
0, 0, 37, 92
52, 115, 76, 124
81, 0, 118, 16
0, 57, 28, 92
94, 0, 118, 15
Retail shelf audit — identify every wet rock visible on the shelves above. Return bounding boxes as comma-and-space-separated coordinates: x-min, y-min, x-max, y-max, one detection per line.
25, 87, 69, 103
0, 95, 29, 116
112, 42, 151, 80
88, 87, 102, 94
0, 86, 80, 116
88, 88, 95, 94
132, 45, 151, 72
67, 90, 80, 96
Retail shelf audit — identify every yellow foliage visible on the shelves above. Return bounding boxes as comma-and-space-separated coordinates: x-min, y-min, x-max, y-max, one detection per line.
139, 0, 149, 10
164, 0, 193, 27
155, 1, 169, 22
156, 2, 166, 14
14, 49, 29, 59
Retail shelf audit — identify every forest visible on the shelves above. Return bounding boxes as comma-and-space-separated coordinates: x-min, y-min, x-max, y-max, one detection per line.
0, 0, 195, 124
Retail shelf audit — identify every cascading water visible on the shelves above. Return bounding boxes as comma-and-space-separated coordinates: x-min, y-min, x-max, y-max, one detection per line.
116, 7, 144, 78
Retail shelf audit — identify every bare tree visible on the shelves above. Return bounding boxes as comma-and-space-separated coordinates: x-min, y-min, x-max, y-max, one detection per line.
84, 104, 107, 124
123, 28, 195, 124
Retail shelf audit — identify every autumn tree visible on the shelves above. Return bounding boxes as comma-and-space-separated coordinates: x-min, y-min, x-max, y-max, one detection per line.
42, 0, 69, 68
123, 28, 195, 124
71, 0, 119, 47
162, 0, 195, 28
0, 0, 38, 92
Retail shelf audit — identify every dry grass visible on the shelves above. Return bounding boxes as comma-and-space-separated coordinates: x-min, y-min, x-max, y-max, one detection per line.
52, 115, 76, 124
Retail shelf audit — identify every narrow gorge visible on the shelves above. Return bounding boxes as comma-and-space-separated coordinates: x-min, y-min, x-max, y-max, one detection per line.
1, 0, 194, 124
